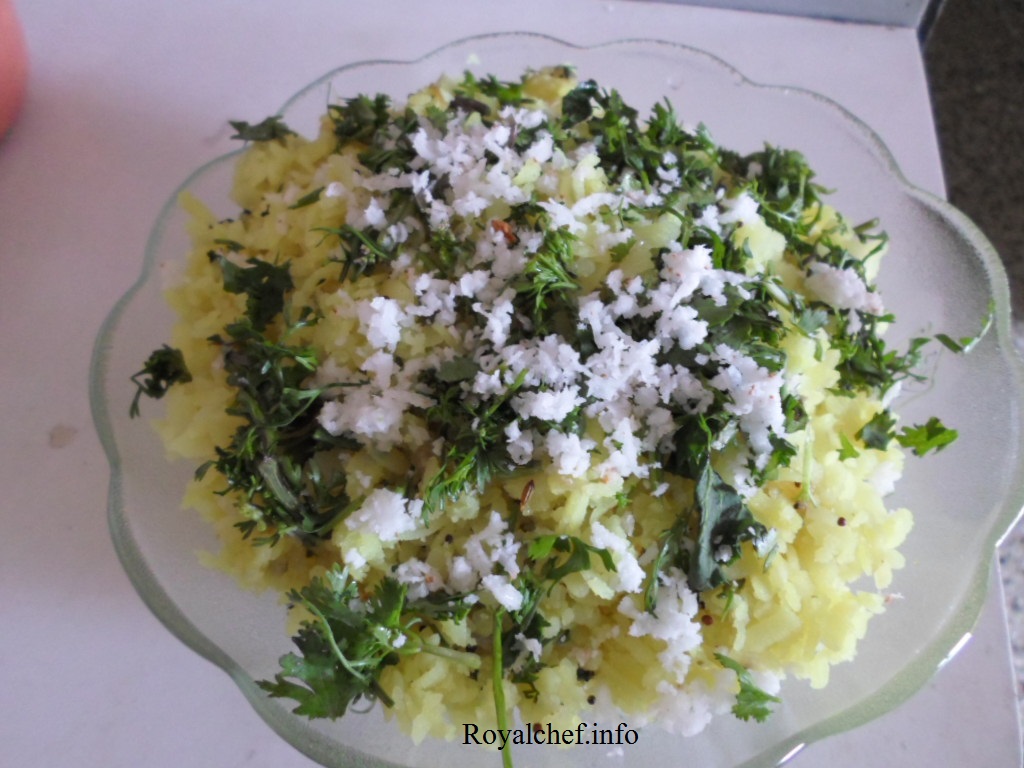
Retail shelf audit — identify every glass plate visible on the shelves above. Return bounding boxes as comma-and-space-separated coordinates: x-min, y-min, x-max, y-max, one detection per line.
90, 33, 1024, 768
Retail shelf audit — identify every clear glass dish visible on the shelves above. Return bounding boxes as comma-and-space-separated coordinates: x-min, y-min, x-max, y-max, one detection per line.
89, 33, 1024, 768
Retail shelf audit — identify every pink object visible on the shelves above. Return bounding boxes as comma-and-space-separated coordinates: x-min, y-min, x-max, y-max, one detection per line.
0, 0, 28, 137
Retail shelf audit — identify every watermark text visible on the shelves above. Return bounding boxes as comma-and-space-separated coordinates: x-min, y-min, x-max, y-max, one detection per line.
463, 721, 639, 750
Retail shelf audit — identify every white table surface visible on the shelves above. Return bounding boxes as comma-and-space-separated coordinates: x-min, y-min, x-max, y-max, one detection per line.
2, 1, 1021, 766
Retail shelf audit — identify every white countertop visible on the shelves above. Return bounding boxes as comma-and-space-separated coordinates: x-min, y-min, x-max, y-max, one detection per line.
2, 1, 1020, 766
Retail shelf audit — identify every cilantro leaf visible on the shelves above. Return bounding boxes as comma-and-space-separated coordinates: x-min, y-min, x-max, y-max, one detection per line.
259, 568, 479, 719
794, 306, 830, 336
529, 535, 616, 584
129, 345, 192, 417
264, 635, 363, 718
896, 417, 958, 456
838, 433, 860, 460
560, 79, 598, 125
715, 653, 781, 723
229, 115, 295, 143
856, 409, 897, 451
258, 569, 399, 718
209, 252, 293, 331
437, 356, 480, 383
